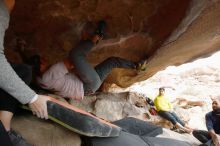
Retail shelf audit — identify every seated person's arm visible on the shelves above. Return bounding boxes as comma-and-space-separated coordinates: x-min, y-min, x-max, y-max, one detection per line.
208, 129, 220, 145
206, 113, 220, 145
206, 113, 214, 132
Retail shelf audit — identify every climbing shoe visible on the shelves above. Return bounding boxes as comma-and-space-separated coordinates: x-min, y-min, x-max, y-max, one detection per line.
136, 60, 147, 71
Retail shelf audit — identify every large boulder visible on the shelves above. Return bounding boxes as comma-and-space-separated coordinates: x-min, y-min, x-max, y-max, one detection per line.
5, 0, 220, 88
11, 114, 81, 146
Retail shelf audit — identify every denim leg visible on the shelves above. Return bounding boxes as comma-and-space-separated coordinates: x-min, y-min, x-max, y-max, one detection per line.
69, 41, 101, 93
158, 111, 177, 125
95, 57, 136, 82
170, 112, 185, 126
70, 40, 136, 93
0, 64, 32, 113
192, 130, 211, 144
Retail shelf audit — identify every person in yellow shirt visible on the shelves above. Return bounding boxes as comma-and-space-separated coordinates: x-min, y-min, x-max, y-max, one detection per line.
154, 87, 192, 133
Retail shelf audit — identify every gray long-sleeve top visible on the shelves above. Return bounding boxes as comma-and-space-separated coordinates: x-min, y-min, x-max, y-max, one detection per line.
0, 1, 36, 104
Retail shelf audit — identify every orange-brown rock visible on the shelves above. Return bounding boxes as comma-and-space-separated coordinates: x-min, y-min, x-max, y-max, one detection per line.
4, 0, 220, 89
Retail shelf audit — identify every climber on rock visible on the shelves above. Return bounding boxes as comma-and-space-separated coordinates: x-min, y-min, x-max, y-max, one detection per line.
36, 20, 147, 100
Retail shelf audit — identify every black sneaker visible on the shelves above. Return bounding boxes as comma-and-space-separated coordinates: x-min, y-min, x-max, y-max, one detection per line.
8, 130, 33, 146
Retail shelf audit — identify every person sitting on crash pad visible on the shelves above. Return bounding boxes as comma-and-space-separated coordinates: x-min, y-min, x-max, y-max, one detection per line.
154, 87, 193, 133
193, 98, 220, 146
37, 20, 147, 100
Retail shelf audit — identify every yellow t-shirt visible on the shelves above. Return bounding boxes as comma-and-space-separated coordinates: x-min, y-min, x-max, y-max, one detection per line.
154, 95, 172, 112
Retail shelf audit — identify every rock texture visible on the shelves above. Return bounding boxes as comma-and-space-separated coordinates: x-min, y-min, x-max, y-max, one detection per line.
12, 114, 81, 146
0, 0, 191, 86
70, 92, 148, 121
145, 0, 220, 85
6, 0, 219, 88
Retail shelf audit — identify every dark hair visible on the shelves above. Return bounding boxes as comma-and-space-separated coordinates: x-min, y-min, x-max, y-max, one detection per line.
159, 87, 165, 91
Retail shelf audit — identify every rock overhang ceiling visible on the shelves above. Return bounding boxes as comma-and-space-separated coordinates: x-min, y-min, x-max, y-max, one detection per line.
4, 0, 220, 88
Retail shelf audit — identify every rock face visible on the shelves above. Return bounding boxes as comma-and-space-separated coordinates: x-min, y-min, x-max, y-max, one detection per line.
145, 0, 220, 85
5, 0, 220, 88
12, 114, 81, 146
70, 92, 147, 122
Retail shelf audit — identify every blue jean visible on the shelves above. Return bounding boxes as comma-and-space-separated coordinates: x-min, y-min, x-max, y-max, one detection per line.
69, 40, 136, 94
158, 111, 185, 126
